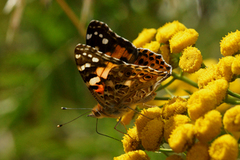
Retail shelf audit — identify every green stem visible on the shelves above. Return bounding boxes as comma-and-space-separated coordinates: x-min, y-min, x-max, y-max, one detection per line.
172, 72, 198, 88
224, 96, 240, 104
158, 148, 173, 152
157, 77, 176, 91
227, 89, 240, 99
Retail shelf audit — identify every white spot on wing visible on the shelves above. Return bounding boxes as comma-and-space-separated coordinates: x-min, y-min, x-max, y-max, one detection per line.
83, 52, 87, 56
99, 34, 103, 38
89, 76, 101, 85
92, 57, 99, 62
94, 31, 98, 35
102, 38, 108, 44
75, 54, 81, 59
88, 54, 92, 58
80, 65, 85, 71
85, 63, 91, 68
86, 34, 92, 40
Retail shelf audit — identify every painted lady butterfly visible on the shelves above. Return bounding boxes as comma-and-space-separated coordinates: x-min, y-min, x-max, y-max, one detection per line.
74, 20, 172, 119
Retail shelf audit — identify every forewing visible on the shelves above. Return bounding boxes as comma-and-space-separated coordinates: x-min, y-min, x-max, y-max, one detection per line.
86, 20, 139, 63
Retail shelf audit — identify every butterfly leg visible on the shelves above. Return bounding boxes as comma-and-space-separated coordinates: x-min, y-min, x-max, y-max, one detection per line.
142, 103, 158, 108
114, 117, 133, 139
95, 118, 121, 142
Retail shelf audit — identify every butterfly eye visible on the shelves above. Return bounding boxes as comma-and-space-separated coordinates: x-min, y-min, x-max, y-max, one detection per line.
93, 111, 101, 117
143, 75, 153, 80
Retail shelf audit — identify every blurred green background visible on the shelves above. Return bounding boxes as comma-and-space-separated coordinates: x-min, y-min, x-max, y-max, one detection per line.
0, 0, 240, 159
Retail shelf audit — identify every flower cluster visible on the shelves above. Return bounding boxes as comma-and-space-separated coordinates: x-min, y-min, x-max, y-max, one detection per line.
114, 21, 240, 160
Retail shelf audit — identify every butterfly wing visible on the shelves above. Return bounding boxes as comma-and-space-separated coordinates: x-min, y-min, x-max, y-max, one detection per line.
86, 20, 172, 74
86, 20, 139, 63
75, 44, 169, 115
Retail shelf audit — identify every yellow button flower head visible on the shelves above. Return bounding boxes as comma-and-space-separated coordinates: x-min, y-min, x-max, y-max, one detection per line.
140, 118, 164, 151
133, 28, 157, 48
195, 110, 222, 143
187, 88, 217, 120
135, 107, 162, 138
186, 142, 209, 160
179, 46, 203, 73
159, 44, 170, 64
122, 126, 141, 153
169, 29, 199, 53
232, 54, 240, 75
220, 30, 240, 56
114, 150, 150, 160
209, 134, 238, 160
217, 56, 235, 82
162, 97, 187, 119
223, 105, 240, 132
204, 79, 228, 105
156, 21, 186, 43
197, 64, 222, 88
164, 114, 190, 142
169, 124, 196, 153
143, 41, 160, 53
166, 154, 184, 160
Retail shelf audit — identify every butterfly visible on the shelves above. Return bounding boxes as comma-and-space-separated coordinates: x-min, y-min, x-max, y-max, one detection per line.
74, 20, 172, 119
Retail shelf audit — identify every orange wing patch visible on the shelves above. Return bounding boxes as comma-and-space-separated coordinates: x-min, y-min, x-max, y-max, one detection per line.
96, 62, 117, 79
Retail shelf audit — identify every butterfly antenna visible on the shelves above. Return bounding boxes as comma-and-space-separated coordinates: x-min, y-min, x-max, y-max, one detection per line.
95, 118, 121, 142
57, 109, 91, 127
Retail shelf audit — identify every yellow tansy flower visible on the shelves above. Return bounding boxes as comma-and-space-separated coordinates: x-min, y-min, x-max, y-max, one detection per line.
159, 44, 170, 64
164, 114, 190, 142
135, 107, 162, 138
169, 29, 199, 53
114, 150, 150, 160
140, 118, 164, 151
232, 54, 240, 75
133, 28, 157, 48
166, 154, 184, 160
187, 88, 217, 120
122, 126, 141, 153
162, 97, 187, 119
186, 142, 209, 160
204, 79, 229, 105
220, 30, 240, 56
195, 110, 222, 143
120, 109, 135, 125
223, 105, 240, 132
179, 46, 203, 73
197, 64, 222, 88
217, 56, 236, 82
156, 21, 186, 43
209, 134, 238, 160
169, 124, 196, 153
142, 41, 160, 53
